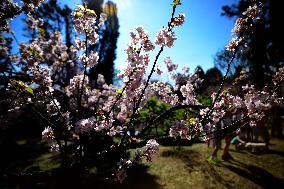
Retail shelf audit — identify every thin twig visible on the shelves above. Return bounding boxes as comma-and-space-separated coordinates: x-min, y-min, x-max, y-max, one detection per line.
201, 50, 237, 126
120, 2, 179, 145
77, 33, 88, 118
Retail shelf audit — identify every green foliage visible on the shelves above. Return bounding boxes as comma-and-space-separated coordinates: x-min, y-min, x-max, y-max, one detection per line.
10, 79, 26, 88
85, 8, 97, 16
38, 27, 46, 36
197, 94, 212, 106
173, 0, 182, 6
24, 87, 34, 96
10, 79, 34, 96
116, 88, 126, 97
88, 1, 119, 86
137, 96, 185, 136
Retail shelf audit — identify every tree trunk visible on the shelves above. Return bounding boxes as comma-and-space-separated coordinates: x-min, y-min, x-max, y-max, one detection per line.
271, 106, 283, 138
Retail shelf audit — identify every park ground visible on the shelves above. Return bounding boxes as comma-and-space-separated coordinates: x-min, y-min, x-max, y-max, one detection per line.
1, 138, 284, 189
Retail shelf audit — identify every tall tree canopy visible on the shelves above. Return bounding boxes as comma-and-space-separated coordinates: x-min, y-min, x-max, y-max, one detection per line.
86, 0, 119, 86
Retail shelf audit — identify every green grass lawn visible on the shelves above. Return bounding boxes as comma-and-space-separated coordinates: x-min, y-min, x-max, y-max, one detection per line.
144, 139, 284, 189
1, 139, 284, 189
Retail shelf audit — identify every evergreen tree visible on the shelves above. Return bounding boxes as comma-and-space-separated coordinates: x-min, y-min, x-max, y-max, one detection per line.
86, 0, 119, 86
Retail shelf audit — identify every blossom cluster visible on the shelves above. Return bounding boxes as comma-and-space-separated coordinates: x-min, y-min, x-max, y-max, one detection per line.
114, 158, 132, 183
72, 5, 107, 47
113, 139, 159, 182
42, 126, 59, 152
145, 139, 160, 161
151, 81, 178, 106
242, 84, 275, 126
30, 66, 53, 89
171, 13, 185, 27
79, 53, 99, 68
72, 5, 98, 42
66, 74, 89, 97
155, 13, 186, 47
164, 56, 178, 72
116, 26, 155, 114
226, 3, 262, 51
19, 31, 75, 91
22, 0, 46, 12
273, 67, 284, 85
46, 98, 61, 116
226, 37, 245, 52
169, 120, 190, 140
75, 117, 96, 134
155, 27, 177, 48
25, 13, 43, 29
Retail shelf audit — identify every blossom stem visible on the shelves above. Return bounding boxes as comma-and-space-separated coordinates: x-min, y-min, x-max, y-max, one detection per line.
107, 71, 134, 115
201, 50, 237, 126
77, 33, 89, 118
120, 2, 178, 145
131, 1, 178, 121
134, 46, 164, 115
47, 89, 65, 119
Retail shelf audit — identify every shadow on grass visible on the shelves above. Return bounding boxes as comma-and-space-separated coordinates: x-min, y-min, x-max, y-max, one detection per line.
0, 140, 48, 174
224, 162, 284, 189
0, 164, 162, 189
160, 147, 240, 188
230, 144, 284, 157
161, 147, 201, 170
161, 147, 225, 178
84, 164, 162, 189
160, 147, 201, 160
0, 142, 161, 189
229, 148, 247, 154
0, 139, 162, 189
264, 149, 284, 157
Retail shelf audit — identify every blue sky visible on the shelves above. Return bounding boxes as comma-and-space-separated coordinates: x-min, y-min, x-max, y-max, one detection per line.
109, 0, 235, 74
11, 0, 235, 77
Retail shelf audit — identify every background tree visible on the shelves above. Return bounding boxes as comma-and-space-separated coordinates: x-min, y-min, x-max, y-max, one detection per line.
86, 0, 119, 86
201, 67, 223, 96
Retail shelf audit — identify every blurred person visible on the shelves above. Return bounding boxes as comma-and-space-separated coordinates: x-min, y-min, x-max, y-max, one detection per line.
220, 111, 234, 161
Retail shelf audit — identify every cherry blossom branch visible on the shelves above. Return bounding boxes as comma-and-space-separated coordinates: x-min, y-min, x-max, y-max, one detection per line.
200, 84, 280, 140
119, 2, 182, 145
133, 46, 164, 114
77, 33, 89, 117
47, 90, 65, 119
107, 72, 134, 115
132, 2, 178, 116
201, 50, 237, 126
119, 47, 165, 145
